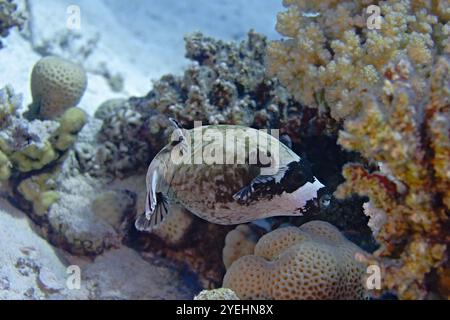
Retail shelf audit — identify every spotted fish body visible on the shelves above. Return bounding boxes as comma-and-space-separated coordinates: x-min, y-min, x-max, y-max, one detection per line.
136, 124, 325, 231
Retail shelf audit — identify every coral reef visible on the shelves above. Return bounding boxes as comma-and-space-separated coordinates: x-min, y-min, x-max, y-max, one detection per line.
103, 175, 231, 288
131, 218, 232, 289
80, 31, 342, 178
0, 0, 25, 49
94, 99, 151, 177
0, 149, 11, 181
94, 98, 128, 121
0, 99, 86, 176
222, 224, 261, 269
194, 288, 240, 300
267, 0, 449, 299
4, 0, 446, 299
335, 55, 450, 299
13, 162, 129, 255
1, 0, 394, 301
267, 0, 449, 121
27, 56, 87, 120
0, 198, 200, 299
223, 221, 367, 299
0, 87, 58, 174
0, 83, 120, 256
91, 190, 136, 230
65, 30, 375, 291
0, 85, 21, 129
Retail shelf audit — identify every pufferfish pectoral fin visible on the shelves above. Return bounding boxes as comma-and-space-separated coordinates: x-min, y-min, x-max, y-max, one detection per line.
135, 167, 171, 232
135, 192, 171, 232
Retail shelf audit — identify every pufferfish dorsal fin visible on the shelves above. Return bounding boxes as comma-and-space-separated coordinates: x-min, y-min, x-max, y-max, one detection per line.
233, 159, 315, 204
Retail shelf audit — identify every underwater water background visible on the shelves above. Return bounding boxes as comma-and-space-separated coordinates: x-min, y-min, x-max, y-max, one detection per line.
0, 0, 449, 301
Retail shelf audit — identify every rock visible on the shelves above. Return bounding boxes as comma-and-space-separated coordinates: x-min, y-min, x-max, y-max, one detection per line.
0, 198, 84, 299
0, 198, 200, 300
83, 247, 198, 300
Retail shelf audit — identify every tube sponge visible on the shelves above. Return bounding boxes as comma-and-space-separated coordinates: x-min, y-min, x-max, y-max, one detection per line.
223, 221, 367, 300
29, 56, 87, 120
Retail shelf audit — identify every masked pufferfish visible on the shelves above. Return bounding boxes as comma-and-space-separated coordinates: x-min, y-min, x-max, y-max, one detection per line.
135, 119, 325, 231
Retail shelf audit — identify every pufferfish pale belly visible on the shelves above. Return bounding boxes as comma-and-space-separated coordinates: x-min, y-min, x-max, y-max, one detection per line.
135, 123, 325, 231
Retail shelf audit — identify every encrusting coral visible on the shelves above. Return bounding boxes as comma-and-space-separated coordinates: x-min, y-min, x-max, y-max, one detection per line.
0, 0, 25, 49
267, 0, 449, 299
27, 56, 87, 120
223, 221, 367, 300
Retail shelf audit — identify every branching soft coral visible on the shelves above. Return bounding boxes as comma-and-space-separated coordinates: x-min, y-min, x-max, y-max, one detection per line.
268, 0, 448, 120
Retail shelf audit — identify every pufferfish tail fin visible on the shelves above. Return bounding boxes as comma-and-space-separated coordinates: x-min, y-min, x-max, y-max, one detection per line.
135, 192, 171, 232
